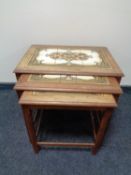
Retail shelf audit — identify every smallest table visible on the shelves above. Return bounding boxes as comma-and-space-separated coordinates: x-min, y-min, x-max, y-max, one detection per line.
19, 91, 117, 155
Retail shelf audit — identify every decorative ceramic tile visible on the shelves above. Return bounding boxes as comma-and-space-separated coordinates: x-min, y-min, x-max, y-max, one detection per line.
28, 48, 110, 68
29, 74, 109, 85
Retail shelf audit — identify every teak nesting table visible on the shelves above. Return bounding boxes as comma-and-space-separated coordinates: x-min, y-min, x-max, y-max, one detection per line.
14, 45, 123, 154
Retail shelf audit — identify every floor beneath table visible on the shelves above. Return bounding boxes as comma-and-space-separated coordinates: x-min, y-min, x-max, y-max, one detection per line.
0, 87, 131, 175
37, 110, 94, 143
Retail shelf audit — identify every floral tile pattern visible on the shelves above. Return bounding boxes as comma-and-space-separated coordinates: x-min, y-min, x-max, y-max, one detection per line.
28, 48, 110, 68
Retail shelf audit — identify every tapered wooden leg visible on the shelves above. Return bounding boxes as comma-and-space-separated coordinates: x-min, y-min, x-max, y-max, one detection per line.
92, 109, 113, 155
21, 105, 41, 153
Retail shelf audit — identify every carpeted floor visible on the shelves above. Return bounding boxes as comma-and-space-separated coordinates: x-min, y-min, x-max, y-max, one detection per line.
0, 87, 131, 175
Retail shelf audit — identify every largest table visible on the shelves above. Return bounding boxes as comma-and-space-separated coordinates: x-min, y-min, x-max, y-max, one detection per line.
14, 45, 123, 154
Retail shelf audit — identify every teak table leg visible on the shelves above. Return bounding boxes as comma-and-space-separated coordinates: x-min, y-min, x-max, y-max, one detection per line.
21, 105, 41, 153
92, 109, 113, 155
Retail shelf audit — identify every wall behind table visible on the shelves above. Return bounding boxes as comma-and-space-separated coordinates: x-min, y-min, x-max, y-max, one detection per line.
0, 0, 131, 85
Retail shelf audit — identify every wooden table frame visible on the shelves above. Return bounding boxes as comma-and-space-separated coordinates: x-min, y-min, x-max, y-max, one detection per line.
21, 104, 114, 155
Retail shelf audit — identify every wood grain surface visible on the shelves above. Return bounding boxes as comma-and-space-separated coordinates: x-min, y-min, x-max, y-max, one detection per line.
19, 91, 117, 107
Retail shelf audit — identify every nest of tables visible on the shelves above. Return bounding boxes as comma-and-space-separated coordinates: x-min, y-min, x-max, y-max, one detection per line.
14, 45, 123, 155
